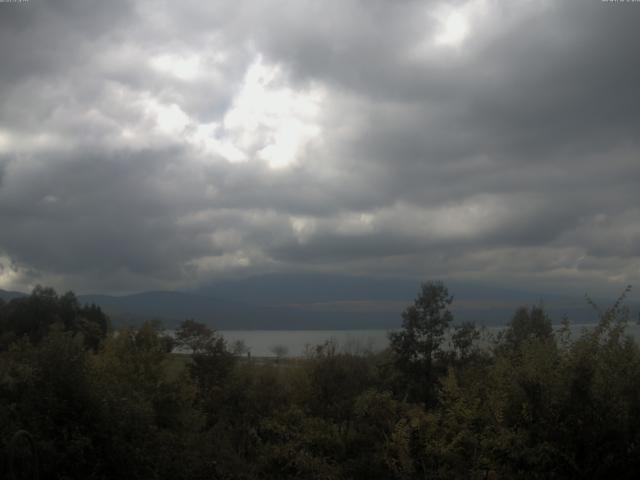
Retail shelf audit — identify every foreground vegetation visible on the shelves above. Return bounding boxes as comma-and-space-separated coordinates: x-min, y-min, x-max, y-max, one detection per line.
1, 283, 639, 479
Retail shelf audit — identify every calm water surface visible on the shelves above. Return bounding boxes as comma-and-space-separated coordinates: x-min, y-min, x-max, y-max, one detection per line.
219, 323, 640, 357
220, 330, 389, 357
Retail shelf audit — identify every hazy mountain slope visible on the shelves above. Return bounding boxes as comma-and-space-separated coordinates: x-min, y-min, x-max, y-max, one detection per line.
4, 276, 632, 329
0, 289, 27, 302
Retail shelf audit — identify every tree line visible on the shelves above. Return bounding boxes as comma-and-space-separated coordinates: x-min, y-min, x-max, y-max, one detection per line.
1, 282, 639, 479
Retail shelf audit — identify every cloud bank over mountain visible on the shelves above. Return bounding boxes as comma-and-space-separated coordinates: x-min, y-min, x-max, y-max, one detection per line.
0, 0, 639, 295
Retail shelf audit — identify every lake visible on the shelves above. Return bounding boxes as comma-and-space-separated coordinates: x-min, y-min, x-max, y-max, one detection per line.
219, 322, 640, 357
219, 329, 390, 357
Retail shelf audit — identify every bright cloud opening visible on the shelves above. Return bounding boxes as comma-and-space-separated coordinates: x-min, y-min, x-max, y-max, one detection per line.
429, 0, 492, 49
142, 97, 191, 136
434, 8, 470, 47
150, 53, 201, 81
435, 11, 469, 46
0, 255, 22, 291
219, 56, 325, 169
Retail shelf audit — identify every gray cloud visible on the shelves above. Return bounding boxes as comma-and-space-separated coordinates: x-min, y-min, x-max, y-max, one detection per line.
0, 0, 639, 296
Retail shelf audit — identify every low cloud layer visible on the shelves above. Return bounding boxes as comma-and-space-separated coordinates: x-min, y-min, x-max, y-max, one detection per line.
0, 0, 639, 295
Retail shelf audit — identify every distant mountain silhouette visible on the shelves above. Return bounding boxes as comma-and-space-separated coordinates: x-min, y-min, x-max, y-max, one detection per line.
0, 289, 27, 302
3, 276, 630, 329
194, 274, 607, 328
78, 288, 405, 330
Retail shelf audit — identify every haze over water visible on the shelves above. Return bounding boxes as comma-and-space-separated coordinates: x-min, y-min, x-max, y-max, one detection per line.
220, 323, 640, 357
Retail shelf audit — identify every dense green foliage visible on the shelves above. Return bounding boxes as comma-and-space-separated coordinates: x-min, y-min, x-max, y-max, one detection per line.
1, 283, 639, 479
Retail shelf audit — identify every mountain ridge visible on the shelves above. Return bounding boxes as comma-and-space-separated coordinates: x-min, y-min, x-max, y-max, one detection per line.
4, 275, 632, 329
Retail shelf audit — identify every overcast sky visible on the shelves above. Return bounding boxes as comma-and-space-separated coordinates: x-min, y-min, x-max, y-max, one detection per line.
0, 0, 639, 296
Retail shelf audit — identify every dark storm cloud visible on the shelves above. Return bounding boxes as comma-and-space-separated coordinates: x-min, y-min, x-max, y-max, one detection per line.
0, 0, 639, 294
